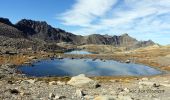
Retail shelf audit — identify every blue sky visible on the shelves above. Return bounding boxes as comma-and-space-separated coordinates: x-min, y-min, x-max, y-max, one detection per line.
0, 0, 170, 45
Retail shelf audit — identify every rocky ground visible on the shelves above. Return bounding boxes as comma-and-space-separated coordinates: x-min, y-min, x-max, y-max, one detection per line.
0, 45, 170, 100
0, 64, 170, 100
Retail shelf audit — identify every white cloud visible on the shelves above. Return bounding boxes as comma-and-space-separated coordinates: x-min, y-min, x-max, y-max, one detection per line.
58, 0, 170, 44
59, 0, 117, 27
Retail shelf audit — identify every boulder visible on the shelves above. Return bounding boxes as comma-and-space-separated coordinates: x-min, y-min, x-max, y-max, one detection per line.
125, 59, 131, 63
94, 95, 116, 100
124, 88, 130, 93
49, 93, 55, 99
24, 79, 36, 84
153, 83, 160, 87
27, 56, 37, 59
141, 77, 149, 81
57, 81, 66, 85
160, 83, 170, 87
84, 95, 94, 100
67, 74, 99, 88
49, 93, 66, 100
49, 81, 57, 85
54, 95, 66, 99
49, 81, 65, 85
75, 89, 85, 98
20, 92, 31, 96
9, 89, 20, 95
118, 95, 133, 100
139, 81, 157, 86
139, 81, 161, 88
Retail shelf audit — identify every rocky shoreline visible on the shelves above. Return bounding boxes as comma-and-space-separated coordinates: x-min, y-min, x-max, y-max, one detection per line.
0, 45, 170, 100
0, 60, 170, 100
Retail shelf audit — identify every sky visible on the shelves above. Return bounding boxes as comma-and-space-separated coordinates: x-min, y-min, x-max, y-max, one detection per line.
0, 0, 170, 45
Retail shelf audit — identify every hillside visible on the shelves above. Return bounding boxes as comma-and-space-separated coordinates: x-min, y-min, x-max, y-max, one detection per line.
0, 18, 24, 38
0, 17, 155, 50
15, 19, 83, 44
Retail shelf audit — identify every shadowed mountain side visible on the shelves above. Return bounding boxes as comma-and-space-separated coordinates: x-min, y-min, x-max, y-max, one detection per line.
0, 18, 24, 38
0, 17, 155, 50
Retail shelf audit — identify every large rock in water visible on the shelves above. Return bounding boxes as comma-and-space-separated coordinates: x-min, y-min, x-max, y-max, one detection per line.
67, 74, 99, 88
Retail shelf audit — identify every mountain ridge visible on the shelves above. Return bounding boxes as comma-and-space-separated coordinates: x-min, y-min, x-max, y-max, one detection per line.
0, 17, 155, 50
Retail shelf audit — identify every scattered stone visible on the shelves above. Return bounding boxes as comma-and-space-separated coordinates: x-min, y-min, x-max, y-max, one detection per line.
25, 79, 36, 84
153, 83, 160, 87
141, 77, 149, 81
49, 81, 57, 85
7, 80, 13, 84
24, 62, 31, 64
75, 89, 85, 98
9, 89, 20, 95
27, 56, 37, 59
118, 95, 133, 100
84, 95, 94, 100
110, 80, 119, 83
67, 74, 99, 88
20, 92, 31, 96
0, 75, 5, 79
49, 81, 65, 85
139, 81, 157, 86
94, 95, 116, 100
139, 85, 143, 89
124, 88, 130, 93
5, 51, 18, 55
117, 88, 124, 92
92, 58, 97, 61
57, 81, 65, 85
152, 98, 160, 100
49, 93, 55, 99
160, 83, 170, 87
57, 55, 63, 59
163, 80, 169, 83
54, 95, 66, 99
125, 59, 130, 63
110, 80, 116, 83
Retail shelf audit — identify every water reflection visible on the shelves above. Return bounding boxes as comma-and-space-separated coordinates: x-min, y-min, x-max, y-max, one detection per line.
64, 50, 93, 54
19, 58, 162, 77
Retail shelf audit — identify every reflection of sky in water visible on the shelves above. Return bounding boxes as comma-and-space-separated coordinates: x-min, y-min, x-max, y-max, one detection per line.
65, 50, 92, 54
19, 58, 162, 77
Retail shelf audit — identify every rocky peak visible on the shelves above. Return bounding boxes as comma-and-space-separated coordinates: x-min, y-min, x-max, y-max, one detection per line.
135, 40, 155, 48
121, 33, 129, 36
17, 19, 48, 25
0, 17, 24, 38
15, 19, 80, 43
16, 19, 51, 36
0, 17, 13, 26
0, 17, 156, 49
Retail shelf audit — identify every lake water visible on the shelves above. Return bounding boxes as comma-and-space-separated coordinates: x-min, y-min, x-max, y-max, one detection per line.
18, 58, 162, 77
64, 50, 93, 54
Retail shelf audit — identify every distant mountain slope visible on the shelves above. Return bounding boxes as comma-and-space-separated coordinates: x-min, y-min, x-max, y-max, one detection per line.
85, 33, 138, 45
0, 17, 155, 49
84, 34, 155, 49
15, 19, 83, 44
0, 18, 13, 26
0, 18, 24, 38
